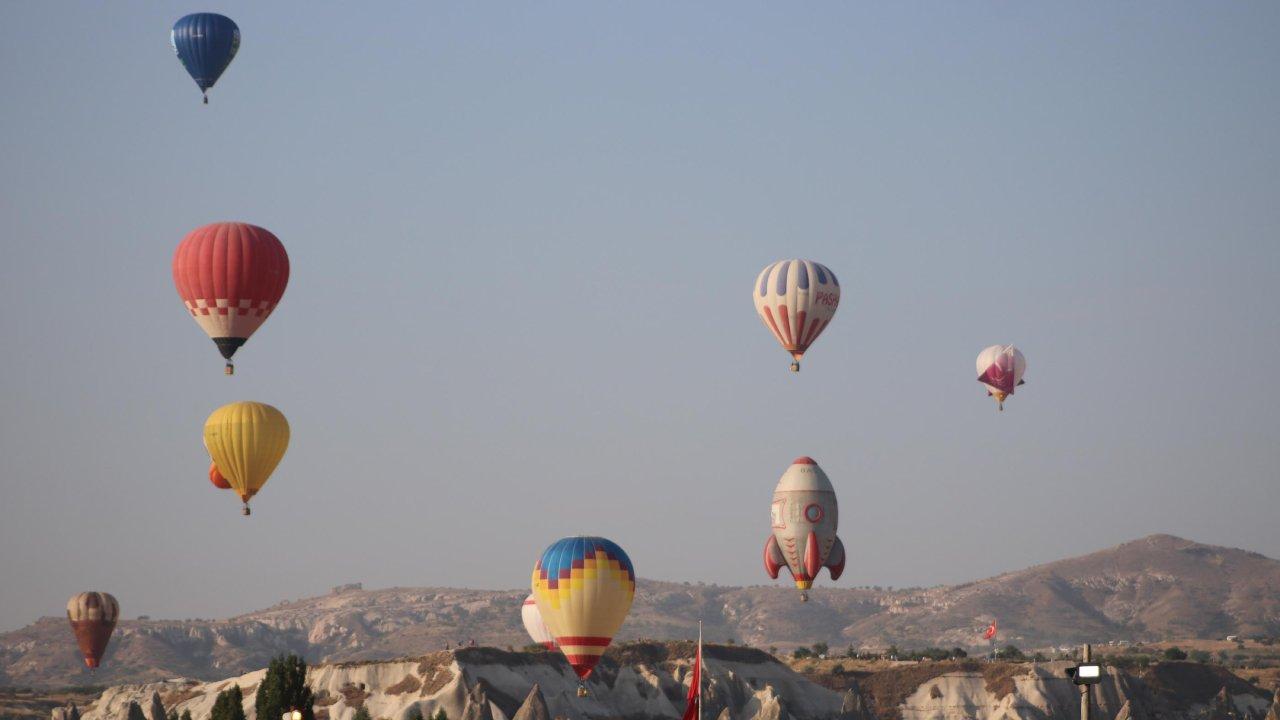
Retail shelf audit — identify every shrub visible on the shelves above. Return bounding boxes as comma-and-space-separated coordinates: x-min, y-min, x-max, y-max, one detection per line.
1163, 647, 1188, 661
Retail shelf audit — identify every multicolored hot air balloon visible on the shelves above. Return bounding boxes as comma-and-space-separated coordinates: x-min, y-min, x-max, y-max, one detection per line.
532, 536, 635, 696
171, 13, 240, 104
66, 592, 119, 669
203, 401, 290, 515
521, 594, 556, 651
209, 461, 231, 490
173, 222, 289, 374
976, 345, 1026, 411
753, 260, 841, 371
764, 457, 845, 601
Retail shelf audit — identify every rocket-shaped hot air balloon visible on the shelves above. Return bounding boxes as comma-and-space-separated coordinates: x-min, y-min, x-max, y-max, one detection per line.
976, 345, 1026, 411
521, 594, 556, 651
764, 457, 845, 601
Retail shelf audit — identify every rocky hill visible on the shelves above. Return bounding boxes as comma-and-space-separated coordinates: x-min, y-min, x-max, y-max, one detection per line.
46, 645, 1280, 720
4, 535, 1279, 688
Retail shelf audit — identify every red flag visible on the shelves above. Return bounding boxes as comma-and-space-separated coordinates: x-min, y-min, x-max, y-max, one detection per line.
681, 642, 701, 720
983, 620, 998, 640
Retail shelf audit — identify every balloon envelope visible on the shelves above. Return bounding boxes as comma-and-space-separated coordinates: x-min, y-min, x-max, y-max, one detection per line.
209, 461, 231, 489
203, 401, 290, 512
171, 13, 240, 99
531, 536, 635, 680
521, 594, 556, 650
764, 457, 845, 598
66, 591, 119, 669
753, 260, 840, 370
172, 222, 289, 372
976, 345, 1026, 407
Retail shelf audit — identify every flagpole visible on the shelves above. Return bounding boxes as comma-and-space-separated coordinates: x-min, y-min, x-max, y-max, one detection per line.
697, 620, 703, 720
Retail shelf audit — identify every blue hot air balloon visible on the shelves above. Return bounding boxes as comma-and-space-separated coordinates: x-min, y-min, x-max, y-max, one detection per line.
171, 13, 240, 104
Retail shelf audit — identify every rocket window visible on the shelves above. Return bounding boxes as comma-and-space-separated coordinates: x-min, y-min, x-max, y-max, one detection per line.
804, 504, 824, 523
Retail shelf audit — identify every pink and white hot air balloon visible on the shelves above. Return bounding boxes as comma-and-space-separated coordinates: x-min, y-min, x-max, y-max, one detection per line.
764, 457, 845, 601
521, 593, 555, 651
753, 260, 841, 372
976, 345, 1026, 411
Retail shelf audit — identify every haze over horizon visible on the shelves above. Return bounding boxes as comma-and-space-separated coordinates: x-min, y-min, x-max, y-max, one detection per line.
2, 3, 1278, 633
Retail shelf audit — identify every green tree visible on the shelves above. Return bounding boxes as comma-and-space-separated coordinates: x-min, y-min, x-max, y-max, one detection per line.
950, 647, 968, 659
352, 708, 372, 720
1190, 650, 1212, 663
812, 642, 829, 657
180, 710, 192, 720
1163, 647, 1188, 661
210, 686, 246, 720
167, 710, 178, 720
792, 647, 813, 659
885, 645, 901, 660
255, 654, 316, 720
432, 710, 449, 720
998, 645, 1025, 660
403, 706, 425, 720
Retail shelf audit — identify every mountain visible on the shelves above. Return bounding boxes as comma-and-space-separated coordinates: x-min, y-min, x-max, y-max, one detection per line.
49, 645, 1277, 720
3, 535, 1278, 688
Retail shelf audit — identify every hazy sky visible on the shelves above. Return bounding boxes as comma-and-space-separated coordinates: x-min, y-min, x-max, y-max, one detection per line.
2, 2, 1278, 632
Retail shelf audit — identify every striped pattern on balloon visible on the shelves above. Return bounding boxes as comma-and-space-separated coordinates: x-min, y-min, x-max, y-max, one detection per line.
753, 259, 840, 371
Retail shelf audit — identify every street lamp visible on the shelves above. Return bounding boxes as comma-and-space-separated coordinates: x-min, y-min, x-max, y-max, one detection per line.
1067, 663, 1102, 685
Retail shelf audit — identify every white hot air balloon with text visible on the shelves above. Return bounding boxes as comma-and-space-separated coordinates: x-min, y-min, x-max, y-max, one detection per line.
753, 260, 840, 371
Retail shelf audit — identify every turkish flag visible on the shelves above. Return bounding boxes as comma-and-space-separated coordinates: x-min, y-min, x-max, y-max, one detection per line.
983, 621, 998, 640
681, 643, 702, 720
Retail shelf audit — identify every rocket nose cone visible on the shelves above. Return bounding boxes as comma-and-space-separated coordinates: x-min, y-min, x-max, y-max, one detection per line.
792, 456, 817, 466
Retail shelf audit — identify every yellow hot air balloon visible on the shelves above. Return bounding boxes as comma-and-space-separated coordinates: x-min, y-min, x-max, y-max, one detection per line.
203, 401, 290, 515
531, 536, 635, 697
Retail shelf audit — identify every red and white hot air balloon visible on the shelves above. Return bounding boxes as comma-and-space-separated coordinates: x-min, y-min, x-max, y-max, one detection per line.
753, 260, 841, 372
521, 594, 555, 651
66, 592, 119, 669
976, 345, 1026, 411
172, 222, 289, 374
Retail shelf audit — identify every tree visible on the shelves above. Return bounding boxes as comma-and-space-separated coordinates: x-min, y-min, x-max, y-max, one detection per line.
1190, 650, 1212, 664
255, 654, 316, 720
998, 645, 1025, 660
403, 705, 425, 720
950, 647, 968, 659
167, 711, 178, 720
210, 686, 246, 720
432, 710, 449, 720
1163, 647, 1188, 661
180, 710, 192, 720
352, 708, 372, 720
792, 647, 813, 659
812, 642, 829, 657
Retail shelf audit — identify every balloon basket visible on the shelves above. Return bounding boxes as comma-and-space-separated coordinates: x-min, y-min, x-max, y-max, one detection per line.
241, 505, 251, 516
225, 362, 234, 375
576, 685, 588, 698
203, 95, 209, 105
790, 361, 800, 372
799, 591, 809, 603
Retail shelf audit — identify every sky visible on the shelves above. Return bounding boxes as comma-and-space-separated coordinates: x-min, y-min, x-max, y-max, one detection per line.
1, 2, 1278, 632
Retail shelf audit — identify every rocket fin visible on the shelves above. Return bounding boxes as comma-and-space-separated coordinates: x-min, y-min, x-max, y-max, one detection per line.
803, 531, 822, 579
764, 535, 785, 579
826, 536, 846, 580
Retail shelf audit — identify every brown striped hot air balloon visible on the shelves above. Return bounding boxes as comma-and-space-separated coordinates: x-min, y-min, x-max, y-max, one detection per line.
66, 592, 119, 669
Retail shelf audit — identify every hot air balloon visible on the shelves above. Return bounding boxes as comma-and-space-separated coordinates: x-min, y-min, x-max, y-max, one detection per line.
66, 592, 119, 669
173, 222, 289, 374
203, 401, 290, 515
171, 13, 240, 104
764, 457, 845, 602
753, 260, 841, 371
976, 345, 1026, 411
209, 461, 231, 490
521, 594, 556, 651
532, 536, 635, 697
